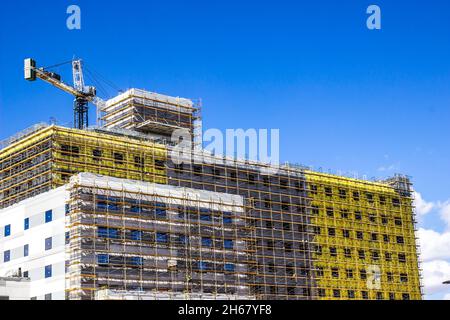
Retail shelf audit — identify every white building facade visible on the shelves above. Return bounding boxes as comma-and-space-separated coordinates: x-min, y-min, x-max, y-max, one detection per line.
0, 187, 68, 300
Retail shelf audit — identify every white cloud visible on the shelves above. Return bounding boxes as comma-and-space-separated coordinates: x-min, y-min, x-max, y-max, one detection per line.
418, 228, 450, 262
421, 260, 450, 297
444, 293, 450, 300
414, 191, 435, 216
439, 201, 450, 229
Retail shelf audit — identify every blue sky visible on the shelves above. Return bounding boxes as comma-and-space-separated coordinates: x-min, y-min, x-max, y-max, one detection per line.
1, 0, 449, 299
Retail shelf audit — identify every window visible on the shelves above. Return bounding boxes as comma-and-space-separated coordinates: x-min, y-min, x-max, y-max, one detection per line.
113, 152, 124, 165
348, 290, 355, 299
61, 145, 79, 157
98, 227, 119, 239
333, 290, 340, 298
379, 196, 386, 205
371, 251, 380, 261
283, 223, 291, 231
344, 248, 352, 258
313, 226, 321, 235
98, 254, 109, 265
387, 272, 394, 282
223, 213, 233, 224
360, 270, 367, 280
131, 257, 144, 266
155, 203, 167, 218
371, 233, 378, 241
134, 156, 144, 168
45, 265, 52, 278
331, 268, 339, 278
316, 267, 324, 277
229, 171, 237, 181
383, 234, 390, 243
154, 159, 165, 170
224, 239, 234, 249
376, 292, 383, 300
24, 244, 29, 257
330, 247, 337, 257
193, 165, 202, 176
358, 250, 365, 260
398, 253, 407, 263
326, 208, 334, 217
338, 189, 347, 199
361, 291, 369, 300
396, 236, 405, 244
212, 168, 221, 177
328, 228, 336, 237
65, 232, 70, 245
156, 233, 168, 243
402, 293, 410, 300
224, 264, 235, 272
343, 230, 350, 238
341, 209, 349, 219
389, 293, 395, 300
354, 211, 362, 220
92, 148, 102, 161
353, 192, 360, 201
356, 231, 364, 240
346, 269, 354, 279
324, 187, 333, 197
310, 184, 318, 195
366, 193, 374, 202
400, 274, 409, 283
381, 215, 388, 225
280, 179, 288, 189
314, 245, 322, 255
131, 230, 142, 241
392, 198, 401, 207
368, 214, 376, 223
385, 252, 392, 262
266, 221, 274, 229
23, 271, 29, 278
311, 206, 319, 215
394, 217, 403, 226
65, 204, 70, 215
284, 242, 293, 253
4, 250, 10, 262
4, 224, 11, 237
178, 235, 188, 244
45, 237, 52, 251
24, 218, 30, 230
318, 289, 326, 297
266, 240, 274, 250
202, 237, 212, 247
281, 202, 290, 211
45, 210, 53, 223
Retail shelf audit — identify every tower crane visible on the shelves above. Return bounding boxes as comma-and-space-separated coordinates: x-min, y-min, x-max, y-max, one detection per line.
24, 58, 106, 129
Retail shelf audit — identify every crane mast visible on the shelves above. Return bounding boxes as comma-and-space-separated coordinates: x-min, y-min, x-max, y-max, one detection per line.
24, 58, 102, 130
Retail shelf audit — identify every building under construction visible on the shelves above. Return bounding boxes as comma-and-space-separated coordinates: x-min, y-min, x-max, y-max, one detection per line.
0, 64, 423, 300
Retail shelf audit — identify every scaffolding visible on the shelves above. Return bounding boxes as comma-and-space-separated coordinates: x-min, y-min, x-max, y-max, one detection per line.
0, 126, 167, 209
305, 171, 422, 300
0, 122, 422, 300
100, 89, 201, 143
65, 173, 256, 300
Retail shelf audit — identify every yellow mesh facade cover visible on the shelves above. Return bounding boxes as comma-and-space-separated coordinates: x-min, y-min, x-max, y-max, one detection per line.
0, 126, 167, 208
305, 171, 422, 300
